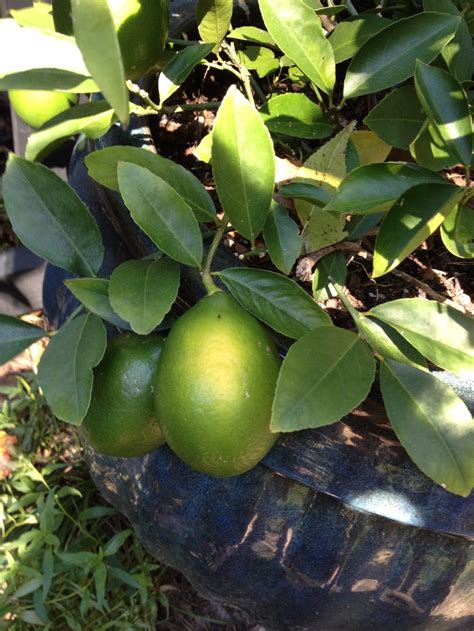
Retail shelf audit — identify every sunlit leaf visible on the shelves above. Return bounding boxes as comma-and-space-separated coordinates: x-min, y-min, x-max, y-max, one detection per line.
370, 298, 474, 377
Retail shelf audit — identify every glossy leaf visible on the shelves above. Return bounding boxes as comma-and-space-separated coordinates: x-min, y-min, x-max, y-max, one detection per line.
65, 278, 131, 329
373, 182, 463, 277
158, 43, 214, 104
350, 131, 391, 165
71, 0, 128, 125
212, 86, 275, 240
278, 182, 331, 207
0, 19, 96, 92
410, 120, 454, 171
0, 316, 45, 366
227, 26, 275, 47
370, 298, 474, 378
37, 314, 107, 424
380, 360, 474, 497
196, 0, 233, 51
271, 327, 376, 431
441, 204, 474, 259
194, 132, 213, 164
415, 61, 472, 167
117, 162, 203, 267
263, 202, 302, 275
259, 0, 335, 95
217, 267, 331, 339
344, 13, 460, 98
3, 155, 104, 277
356, 316, 427, 370
260, 93, 331, 139
295, 124, 355, 252
109, 258, 180, 335
25, 101, 117, 162
424, 0, 473, 82
364, 86, 425, 150
85, 146, 215, 222
312, 251, 347, 302
329, 15, 391, 64
326, 162, 443, 214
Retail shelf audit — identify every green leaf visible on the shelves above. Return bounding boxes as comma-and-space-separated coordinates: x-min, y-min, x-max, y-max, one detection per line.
217, 267, 331, 339
312, 251, 347, 301
415, 61, 472, 167
370, 298, 474, 378
260, 93, 332, 139
409, 120, 454, 171
71, 0, 128, 125
259, 0, 335, 95
238, 46, 279, 79
424, 0, 473, 82
329, 15, 391, 64
85, 146, 215, 222
372, 182, 464, 277
14, 577, 43, 599
295, 123, 355, 251
325, 162, 444, 214
263, 202, 302, 275
227, 26, 275, 47
37, 314, 107, 424
271, 327, 376, 431
0, 316, 45, 366
440, 204, 474, 259
364, 86, 425, 150
344, 13, 460, 98
25, 101, 117, 162
10, 3, 55, 31
109, 258, 180, 335
356, 316, 427, 370
0, 19, 97, 92
212, 85, 275, 240
103, 529, 133, 557
3, 155, 104, 277
42, 548, 54, 600
380, 360, 474, 497
278, 182, 331, 207
196, 0, 233, 51
117, 162, 203, 267
158, 43, 213, 105
65, 278, 131, 329
79, 506, 117, 521
194, 132, 213, 164
94, 563, 107, 611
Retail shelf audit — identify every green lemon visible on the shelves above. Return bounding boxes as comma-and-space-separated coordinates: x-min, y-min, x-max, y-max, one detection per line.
53, 0, 169, 80
82, 332, 165, 458
8, 89, 77, 129
154, 292, 281, 477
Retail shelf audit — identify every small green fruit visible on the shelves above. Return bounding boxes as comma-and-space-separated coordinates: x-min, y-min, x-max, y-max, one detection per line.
154, 292, 281, 477
82, 332, 165, 458
8, 89, 77, 129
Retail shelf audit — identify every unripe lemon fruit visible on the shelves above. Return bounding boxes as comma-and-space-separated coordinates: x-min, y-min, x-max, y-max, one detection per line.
81, 332, 165, 458
8, 90, 77, 129
154, 292, 281, 477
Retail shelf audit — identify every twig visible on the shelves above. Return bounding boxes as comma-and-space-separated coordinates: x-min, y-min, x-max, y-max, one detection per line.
296, 242, 465, 310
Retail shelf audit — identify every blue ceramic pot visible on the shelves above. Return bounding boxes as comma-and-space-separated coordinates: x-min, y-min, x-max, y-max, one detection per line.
42, 3, 474, 629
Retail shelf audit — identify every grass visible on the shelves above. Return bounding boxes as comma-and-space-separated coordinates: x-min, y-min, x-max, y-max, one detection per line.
0, 373, 169, 629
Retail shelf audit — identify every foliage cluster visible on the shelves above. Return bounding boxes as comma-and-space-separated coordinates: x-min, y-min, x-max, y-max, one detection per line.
0, 0, 472, 495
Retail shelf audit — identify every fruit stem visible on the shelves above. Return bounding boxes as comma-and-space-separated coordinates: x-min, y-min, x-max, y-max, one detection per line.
200, 214, 229, 295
